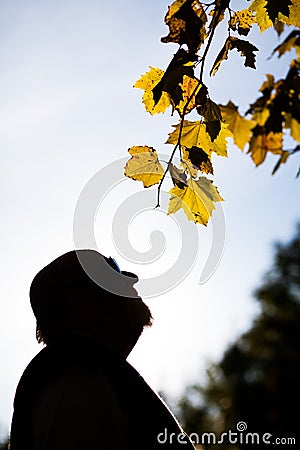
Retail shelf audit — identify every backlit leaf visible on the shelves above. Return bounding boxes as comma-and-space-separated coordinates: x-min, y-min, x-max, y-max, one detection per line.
185, 147, 214, 175
229, 9, 256, 36
169, 163, 187, 188
259, 74, 275, 94
201, 99, 222, 122
283, 113, 300, 141
277, 0, 300, 28
161, 0, 207, 53
210, 38, 231, 76
209, 122, 232, 156
219, 101, 256, 150
210, 36, 258, 76
230, 37, 259, 68
168, 177, 223, 225
252, 108, 270, 126
248, 132, 283, 166
272, 151, 290, 175
205, 121, 222, 142
176, 75, 202, 116
265, 0, 292, 23
248, 0, 272, 32
181, 148, 199, 178
167, 120, 231, 156
249, 0, 299, 31
209, 0, 230, 30
167, 120, 211, 151
152, 48, 196, 109
198, 98, 222, 141
124, 146, 164, 187
271, 30, 300, 58
134, 67, 171, 115
195, 84, 208, 112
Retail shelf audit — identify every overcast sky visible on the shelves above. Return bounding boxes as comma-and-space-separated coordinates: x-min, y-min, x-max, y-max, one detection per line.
1, 0, 299, 438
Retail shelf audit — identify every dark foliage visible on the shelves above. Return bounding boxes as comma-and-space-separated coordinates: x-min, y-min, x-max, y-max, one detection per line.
178, 225, 300, 449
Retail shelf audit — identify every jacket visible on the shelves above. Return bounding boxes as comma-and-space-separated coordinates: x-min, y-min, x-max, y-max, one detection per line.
10, 335, 195, 449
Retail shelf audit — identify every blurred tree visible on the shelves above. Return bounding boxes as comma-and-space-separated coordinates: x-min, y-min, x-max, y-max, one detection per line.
0, 437, 9, 450
177, 225, 300, 449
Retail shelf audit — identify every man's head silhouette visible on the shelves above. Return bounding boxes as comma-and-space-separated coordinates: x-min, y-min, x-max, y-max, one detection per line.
30, 250, 152, 356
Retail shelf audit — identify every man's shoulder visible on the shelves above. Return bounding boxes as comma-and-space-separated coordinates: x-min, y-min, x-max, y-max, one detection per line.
32, 361, 128, 450
33, 363, 126, 422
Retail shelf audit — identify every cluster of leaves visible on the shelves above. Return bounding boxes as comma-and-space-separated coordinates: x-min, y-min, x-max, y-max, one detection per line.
124, 0, 300, 225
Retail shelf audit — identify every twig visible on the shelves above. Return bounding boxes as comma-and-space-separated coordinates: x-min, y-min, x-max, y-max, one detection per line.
156, 143, 179, 207
200, 6, 225, 81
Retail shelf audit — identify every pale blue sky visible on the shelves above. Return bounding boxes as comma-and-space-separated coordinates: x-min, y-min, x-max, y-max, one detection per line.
1, 0, 299, 437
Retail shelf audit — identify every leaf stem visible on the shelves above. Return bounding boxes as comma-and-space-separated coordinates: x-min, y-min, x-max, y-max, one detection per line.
156, 143, 179, 208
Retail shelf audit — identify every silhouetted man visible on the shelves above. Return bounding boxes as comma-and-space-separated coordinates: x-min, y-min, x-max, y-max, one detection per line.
10, 250, 195, 449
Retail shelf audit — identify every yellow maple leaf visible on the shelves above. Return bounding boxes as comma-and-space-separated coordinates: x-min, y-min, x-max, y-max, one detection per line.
167, 120, 210, 150
283, 113, 300, 141
168, 177, 223, 225
169, 163, 187, 188
176, 76, 202, 116
210, 38, 232, 76
167, 120, 231, 156
252, 108, 270, 126
210, 122, 232, 156
249, 0, 300, 32
162, 0, 207, 52
248, 0, 273, 32
272, 151, 290, 175
134, 67, 171, 115
166, 0, 187, 19
181, 148, 199, 178
124, 146, 164, 187
182, 147, 214, 176
259, 74, 274, 93
210, 36, 258, 76
219, 101, 256, 150
272, 31, 300, 58
248, 132, 283, 166
229, 9, 256, 35
278, 0, 300, 28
